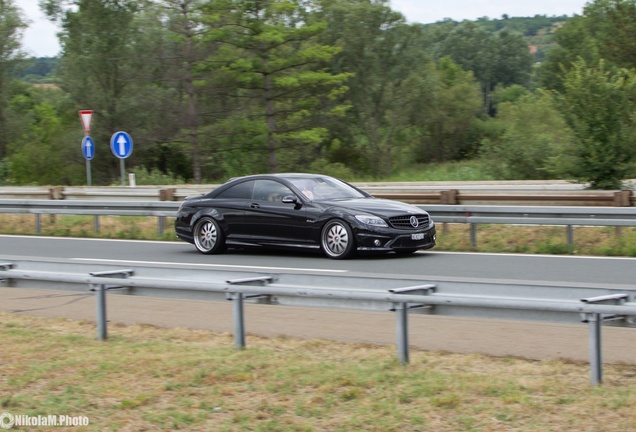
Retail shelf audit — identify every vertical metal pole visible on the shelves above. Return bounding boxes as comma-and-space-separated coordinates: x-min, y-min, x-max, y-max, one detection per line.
35, 214, 41, 233
120, 159, 126, 186
567, 225, 574, 253
158, 217, 165, 237
86, 160, 92, 186
96, 284, 108, 341
470, 223, 477, 248
396, 303, 409, 365
94, 216, 100, 233
233, 293, 246, 350
589, 313, 603, 385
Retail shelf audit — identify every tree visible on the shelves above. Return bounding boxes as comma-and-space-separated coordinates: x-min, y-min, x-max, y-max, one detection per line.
551, 59, 636, 189
539, 0, 636, 91
427, 21, 533, 114
203, 0, 352, 173
318, 0, 435, 176
43, 0, 159, 184
412, 57, 483, 163
0, 0, 27, 158
7, 86, 85, 184
479, 92, 575, 180
153, 0, 213, 183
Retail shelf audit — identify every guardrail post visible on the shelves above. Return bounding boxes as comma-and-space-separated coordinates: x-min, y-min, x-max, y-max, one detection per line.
389, 285, 436, 365
94, 283, 108, 340
566, 225, 574, 253
226, 276, 275, 350
580, 294, 628, 385
470, 223, 477, 247
158, 188, 177, 237
89, 269, 134, 341
158, 217, 165, 237
0, 263, 14, 286
396, 302, 410, 364
613, 190, 632, 207
440, 190, 458, 205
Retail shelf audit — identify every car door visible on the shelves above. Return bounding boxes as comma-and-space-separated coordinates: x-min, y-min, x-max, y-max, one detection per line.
211, 180, 254, 241
245, 179, 315, 245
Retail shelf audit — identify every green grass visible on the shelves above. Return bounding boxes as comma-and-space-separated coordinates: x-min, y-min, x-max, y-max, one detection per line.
1, 314, 636, 431
350, 161, 497, 182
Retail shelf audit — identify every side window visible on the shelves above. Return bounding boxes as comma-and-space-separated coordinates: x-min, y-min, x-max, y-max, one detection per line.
216, 180, 254, 199
253, 180, 294, 203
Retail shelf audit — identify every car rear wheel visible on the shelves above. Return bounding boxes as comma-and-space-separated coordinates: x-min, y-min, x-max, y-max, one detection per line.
321, 219, 356, 259
193, 217, 225, 254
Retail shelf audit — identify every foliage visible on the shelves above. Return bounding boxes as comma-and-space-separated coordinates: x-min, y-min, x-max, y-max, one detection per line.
0, 158, 9, 184
539, 0, 636, 91
17, 57, 58, 81
128, 166, 186, 185
479, 92, 575, 180
318, 0, 435, 177
203, 0, 353, 174
7, 3, 636, 188
550, 59, 636, 189
0, 0, 27, 158
410, 57, 483, 162
425, 21, 534, 115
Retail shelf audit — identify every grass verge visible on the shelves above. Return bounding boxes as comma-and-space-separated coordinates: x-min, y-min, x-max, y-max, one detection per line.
1, 313, 636, 431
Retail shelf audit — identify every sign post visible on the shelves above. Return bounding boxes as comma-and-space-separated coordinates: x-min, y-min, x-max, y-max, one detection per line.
110, 131, 133, 186
78, 110, 94, 186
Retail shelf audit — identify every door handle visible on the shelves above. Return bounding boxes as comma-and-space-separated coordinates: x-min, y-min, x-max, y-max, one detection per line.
250, 203, 260, 209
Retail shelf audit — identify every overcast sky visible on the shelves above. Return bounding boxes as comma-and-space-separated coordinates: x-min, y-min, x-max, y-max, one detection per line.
17, 0, 590, 58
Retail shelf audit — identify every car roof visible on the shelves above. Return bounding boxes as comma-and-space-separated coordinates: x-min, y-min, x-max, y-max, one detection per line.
226, 173, 329, 183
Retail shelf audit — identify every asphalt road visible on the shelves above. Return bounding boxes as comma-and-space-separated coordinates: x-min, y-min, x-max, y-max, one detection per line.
2, 235, 636, 365
3, 234, 636, 286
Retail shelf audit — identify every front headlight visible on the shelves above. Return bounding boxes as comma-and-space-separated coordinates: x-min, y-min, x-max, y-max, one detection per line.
355, 215, 388, 227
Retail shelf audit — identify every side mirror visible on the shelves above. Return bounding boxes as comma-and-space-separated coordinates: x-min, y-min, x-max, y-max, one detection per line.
282, 195, 302, 209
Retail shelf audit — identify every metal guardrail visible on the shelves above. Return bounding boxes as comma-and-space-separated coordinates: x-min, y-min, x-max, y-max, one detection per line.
1, 183, 634, 206
428, 204, 636, 250
0, 200, 635, 249
1, 259, 635, 385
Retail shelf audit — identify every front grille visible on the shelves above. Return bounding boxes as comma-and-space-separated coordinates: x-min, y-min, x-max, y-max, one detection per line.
389, 215, 429, 229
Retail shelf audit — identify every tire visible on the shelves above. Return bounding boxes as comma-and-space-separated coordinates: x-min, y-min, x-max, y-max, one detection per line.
321, 219, 356, 259
193, 217, 225, 254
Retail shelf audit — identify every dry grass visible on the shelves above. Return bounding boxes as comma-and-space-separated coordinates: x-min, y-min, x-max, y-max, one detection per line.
0, 214, 175, 241
1, 313, 636, 431
435, 223, 636, 256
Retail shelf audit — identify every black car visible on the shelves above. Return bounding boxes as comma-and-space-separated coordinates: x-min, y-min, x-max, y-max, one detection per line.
175, 173, 436, 259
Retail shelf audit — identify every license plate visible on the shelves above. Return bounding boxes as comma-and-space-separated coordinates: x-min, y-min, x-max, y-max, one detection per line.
411, 233, 425, 241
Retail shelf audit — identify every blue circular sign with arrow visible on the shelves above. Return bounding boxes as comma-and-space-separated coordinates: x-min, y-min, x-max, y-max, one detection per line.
82, 136, 95, 160
110, 131, 133, 159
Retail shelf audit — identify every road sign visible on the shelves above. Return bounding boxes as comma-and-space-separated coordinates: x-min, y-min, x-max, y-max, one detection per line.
110, 131, 133, 159
81, 136, 95, 160
79, 110, 93, 135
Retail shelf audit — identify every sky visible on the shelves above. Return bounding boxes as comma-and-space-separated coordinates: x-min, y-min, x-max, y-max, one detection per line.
16, 0, 591, 58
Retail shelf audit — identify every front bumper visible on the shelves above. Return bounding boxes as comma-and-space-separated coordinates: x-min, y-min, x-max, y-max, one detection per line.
354, 225, 436, 252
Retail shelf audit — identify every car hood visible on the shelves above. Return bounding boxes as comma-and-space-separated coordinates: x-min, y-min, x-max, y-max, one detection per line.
324, 198, 428, 217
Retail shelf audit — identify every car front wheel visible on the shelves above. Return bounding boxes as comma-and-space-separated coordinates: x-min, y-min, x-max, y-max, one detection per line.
321, 219, 356, 259
193, 217, 225, 254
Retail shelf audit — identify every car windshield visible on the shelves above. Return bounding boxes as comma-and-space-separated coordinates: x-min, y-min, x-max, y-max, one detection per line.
287, 177, 366, 201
